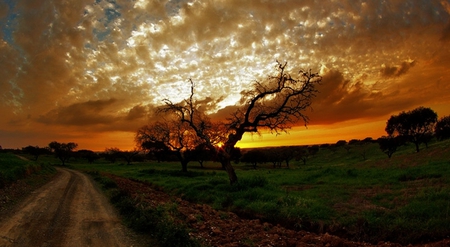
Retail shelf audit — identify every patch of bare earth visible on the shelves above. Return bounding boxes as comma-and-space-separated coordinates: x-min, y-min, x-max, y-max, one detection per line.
106, 174, 450, 247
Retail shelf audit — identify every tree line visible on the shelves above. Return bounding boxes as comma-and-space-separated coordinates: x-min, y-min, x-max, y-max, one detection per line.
379, 106, 450, 158
11, 105, 450, 180
17, 142, 142, 166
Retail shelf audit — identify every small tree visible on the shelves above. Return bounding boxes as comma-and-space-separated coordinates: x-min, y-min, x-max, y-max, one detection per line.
241, 149, 267, 169
348, 139, 360, 145
120, 149, 140, 165
22, 145, 50, 161
378, 136, 403, 158
355, 141, 370, 161
386, 107, 437, 152
190, 143, 213, 168
48, 141, 78, 165
280, 146, 298, 168
266, 148, 283, 168
435, 115, 450, 141
141, 140, 169, 162
335, 140, 347, 151
161, 61, 321, 184
103, 147, 121, 163
295, 146, 317, 166
76, 149, 100, 164
136, 119, 202, 172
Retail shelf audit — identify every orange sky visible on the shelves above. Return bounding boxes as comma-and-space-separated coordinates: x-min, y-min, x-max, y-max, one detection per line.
1, 0, 450, 151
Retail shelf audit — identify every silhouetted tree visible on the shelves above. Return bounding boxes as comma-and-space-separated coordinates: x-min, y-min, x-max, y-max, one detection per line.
386, 107, 437, 152
267, 148, 283, 168
241, 149, 267, 169
363, 137, 375, 143
22, 145, 50, 161
160, 61, 321, 184
48, 141, 78, 165
190, 143, 213, 168
136, 119, 202, 172
435, 115, 450, 141
140, 140, 169, 162
280, 146, 298, 168
120, 149, 140, 165
355, 141, 370, 161
335, 140, 347, 147
76, 149, 100, 164
295, 146, 316, 166
378, 136, 403, 158
348, 139, 360, 145
103, 147, 121, 163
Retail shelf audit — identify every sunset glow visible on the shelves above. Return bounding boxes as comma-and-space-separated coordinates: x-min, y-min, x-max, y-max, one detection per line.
1, 0, 450, 151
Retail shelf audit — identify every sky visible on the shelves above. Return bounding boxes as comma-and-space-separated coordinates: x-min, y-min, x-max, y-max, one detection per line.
1, 0, 450, 151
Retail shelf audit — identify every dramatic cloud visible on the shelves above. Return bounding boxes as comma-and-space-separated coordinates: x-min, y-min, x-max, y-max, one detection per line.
1, 0, 450, 150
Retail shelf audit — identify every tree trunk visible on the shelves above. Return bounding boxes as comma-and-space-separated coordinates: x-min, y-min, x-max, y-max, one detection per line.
181, 160, 188, 172
221, 159, 238, 184
177, 151, 189, 172
217, 136, 240, 184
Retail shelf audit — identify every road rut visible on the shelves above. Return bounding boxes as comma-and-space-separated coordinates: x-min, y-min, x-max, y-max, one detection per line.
0, 168, 136, 247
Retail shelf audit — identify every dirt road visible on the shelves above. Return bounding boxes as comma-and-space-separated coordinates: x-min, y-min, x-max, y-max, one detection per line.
0, 168, 138, 247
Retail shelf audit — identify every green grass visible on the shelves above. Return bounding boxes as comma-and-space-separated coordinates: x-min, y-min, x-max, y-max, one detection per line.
68, 139, 450, 244
0, 152, 55, 188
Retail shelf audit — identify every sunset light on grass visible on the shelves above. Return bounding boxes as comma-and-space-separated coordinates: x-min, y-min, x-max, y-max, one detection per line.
1, 0, 450, 150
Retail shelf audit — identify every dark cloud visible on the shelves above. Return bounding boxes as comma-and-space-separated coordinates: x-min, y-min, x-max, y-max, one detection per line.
125, 104, 147, 121
37, 98, 119, 126
380, 61, 416, 78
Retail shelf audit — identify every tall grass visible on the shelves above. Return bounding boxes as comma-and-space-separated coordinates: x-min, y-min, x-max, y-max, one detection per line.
72, 139, 450, 244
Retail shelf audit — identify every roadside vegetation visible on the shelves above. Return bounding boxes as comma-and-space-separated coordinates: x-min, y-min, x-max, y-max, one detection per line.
88, 170, 200, 247
0, 152, 55, 189
68, 138, 450, 245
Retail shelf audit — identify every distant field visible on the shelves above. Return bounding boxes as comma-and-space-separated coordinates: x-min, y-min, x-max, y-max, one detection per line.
69, 139, 449, 244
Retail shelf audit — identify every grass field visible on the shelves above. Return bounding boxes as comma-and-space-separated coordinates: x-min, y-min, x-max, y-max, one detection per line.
34, 139, 450, 244
0, 152, 55, 189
